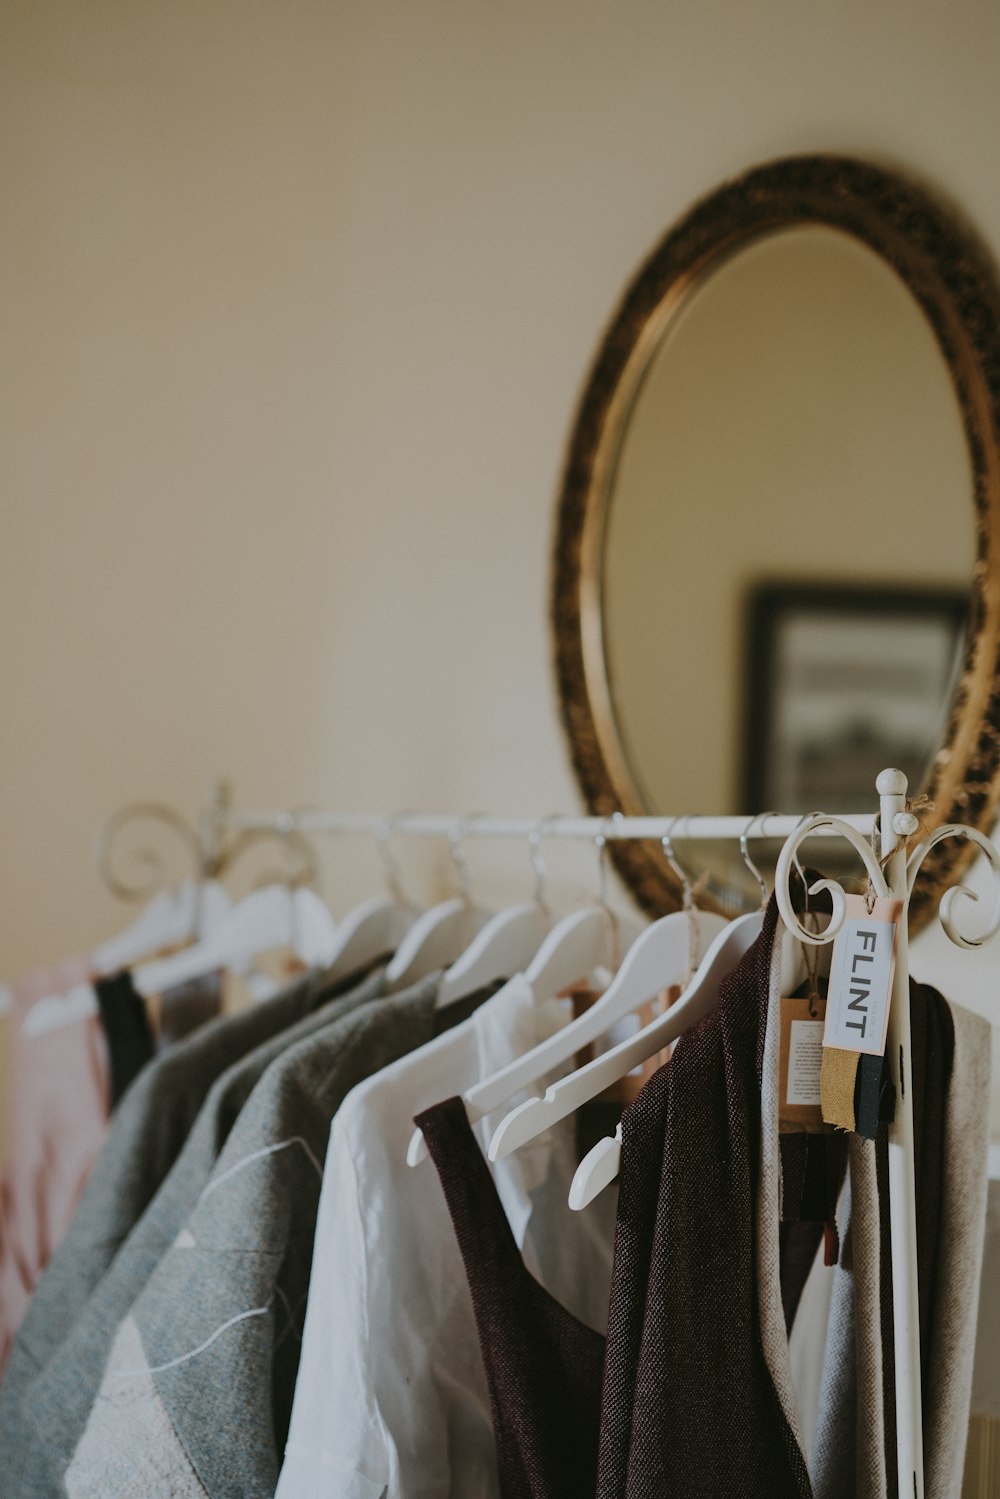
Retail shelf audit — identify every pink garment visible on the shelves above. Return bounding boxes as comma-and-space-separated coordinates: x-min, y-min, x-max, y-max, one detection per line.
0, 957, 109, 1374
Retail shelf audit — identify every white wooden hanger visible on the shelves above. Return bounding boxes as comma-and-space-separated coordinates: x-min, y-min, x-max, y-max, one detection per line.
23, 879, 233, 1037
561, 911, 766, 1204
406, 818, 621, 1164
321, 819, 419, 984
384, 898, 488, 991
404, 821, 695, 1169
567, 818, 805, 1207
132, 883, 339, 997
384, 819, 490, 993
486, 904, 732, 1162
322, 895, 415, 984
490, 816, 781, 1176
433, 820, 557, 1009
433, 901, 548, 1007
92, 879, 231, 974
405, 892, 641, 1168
520, 904, 616, 1003
21, 982, 102, 1038
508, 820, 623, 999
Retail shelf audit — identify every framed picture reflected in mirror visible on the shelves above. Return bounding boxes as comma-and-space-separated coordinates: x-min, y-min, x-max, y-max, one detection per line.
742, 581, 970, 815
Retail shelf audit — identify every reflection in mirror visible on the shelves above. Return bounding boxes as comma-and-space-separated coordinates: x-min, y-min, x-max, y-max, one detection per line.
742, 580, 967, 815
603, 226, 973, 846
554, 157, 1000, 924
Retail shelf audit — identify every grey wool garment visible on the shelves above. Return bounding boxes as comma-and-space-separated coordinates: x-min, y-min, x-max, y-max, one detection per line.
923, 1000, 991, 1498
0, 964, 387, 1499
64, 975, 494, 1499
2, 965, 343, 1393
788, 992, 990, 1499
808, 1141, 886, 1499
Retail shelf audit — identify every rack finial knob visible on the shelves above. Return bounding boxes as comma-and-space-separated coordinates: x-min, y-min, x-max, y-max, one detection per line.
876, 767, 909, 797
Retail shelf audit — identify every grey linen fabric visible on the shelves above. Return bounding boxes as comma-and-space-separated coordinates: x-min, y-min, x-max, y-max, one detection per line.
808, 1141, 886, 1499
798, 994, 990, 1499
0, 959, 386, 1499
925, 1000, 991, 1497
0, 960, 385, 1499
65, 975, 490, 1499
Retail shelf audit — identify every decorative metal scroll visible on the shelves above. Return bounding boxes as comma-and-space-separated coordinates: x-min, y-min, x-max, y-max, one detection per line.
95, 788, 320, 901
774, 810, 1000, 949
95, 802, 205, 903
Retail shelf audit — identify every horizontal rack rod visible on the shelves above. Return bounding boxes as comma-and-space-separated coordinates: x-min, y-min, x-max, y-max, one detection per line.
219, 809, 877, 842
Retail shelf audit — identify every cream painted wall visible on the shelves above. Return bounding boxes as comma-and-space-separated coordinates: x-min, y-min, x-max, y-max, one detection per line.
2, 1, 999, 1122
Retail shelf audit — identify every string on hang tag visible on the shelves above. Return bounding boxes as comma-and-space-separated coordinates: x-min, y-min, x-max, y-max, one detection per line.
818, 798, 930, 1138
778, 817, 829, 1132
801, 936, 822, 1019
864, 794, 935, 910
661, 818, 702, 989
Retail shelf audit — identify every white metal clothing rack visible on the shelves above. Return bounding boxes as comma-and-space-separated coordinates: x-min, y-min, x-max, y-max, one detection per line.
218, 807, 877, 842
772, 769, 1000, 1499
107, 772, 1000, 1499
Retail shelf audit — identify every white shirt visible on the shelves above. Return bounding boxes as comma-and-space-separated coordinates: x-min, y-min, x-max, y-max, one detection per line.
276, 975, 617, 1499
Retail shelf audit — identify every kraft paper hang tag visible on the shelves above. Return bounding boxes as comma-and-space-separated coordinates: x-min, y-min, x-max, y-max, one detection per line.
823, 893, 904, 1057
779, 995, 829, 1132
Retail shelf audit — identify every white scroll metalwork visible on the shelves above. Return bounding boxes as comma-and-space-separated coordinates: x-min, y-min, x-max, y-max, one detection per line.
217, 823, 320, 893
773, 812, 891, 944
906, 823, 1000, 949
773, 769, 1000, 1499
96, 788, 320, 901
95, 802, 204, 902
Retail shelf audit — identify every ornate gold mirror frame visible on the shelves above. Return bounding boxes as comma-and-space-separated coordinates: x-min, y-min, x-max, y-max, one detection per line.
552, 154, 1000, 928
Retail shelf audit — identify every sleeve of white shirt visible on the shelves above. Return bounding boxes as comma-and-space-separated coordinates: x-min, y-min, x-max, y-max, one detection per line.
276, 1112, 389, 1499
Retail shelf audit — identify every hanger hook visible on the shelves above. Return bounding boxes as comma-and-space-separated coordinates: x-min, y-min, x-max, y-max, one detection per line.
269, 809, 316, 956
594, 817, 611, 909
376, 814, 410, 908
529, 815, 557, 918
219, 813, 319, 894
739, 811, 775, 910
95, 801, 203, 903
288, 806, 323, 890
593, 813, 622, 966
660, 816, 694, 912
448, 816, 474, 907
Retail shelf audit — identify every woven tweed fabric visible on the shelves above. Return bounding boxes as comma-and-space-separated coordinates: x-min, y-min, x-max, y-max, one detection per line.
4, 966, 386, 1499
878, 986, 990, 1499
0, 960, 384, 1499
820, 1045, 858, 1133
418, 1096, 607, 1498
876, 982, 952, 1499
596, 895, 812, 1499
63, 980, 492, 1499
422, 900, 826, 1499
924, 1001, 992, 1498
800, 983, 989, 1499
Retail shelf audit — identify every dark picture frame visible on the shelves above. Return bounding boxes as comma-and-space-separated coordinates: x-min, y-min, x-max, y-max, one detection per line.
742, 581, 970, 815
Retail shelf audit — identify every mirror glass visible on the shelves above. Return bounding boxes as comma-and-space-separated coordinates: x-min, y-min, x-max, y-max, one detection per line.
602, 226, 973, 857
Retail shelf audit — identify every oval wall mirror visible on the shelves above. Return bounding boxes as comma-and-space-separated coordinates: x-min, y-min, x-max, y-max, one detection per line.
552, 155, 1000, 928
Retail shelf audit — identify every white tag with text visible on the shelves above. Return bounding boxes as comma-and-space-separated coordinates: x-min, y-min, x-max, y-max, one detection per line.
779, 995, 827, 1131
824, 894, 902, 1056
787, 1018, 825, 1105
